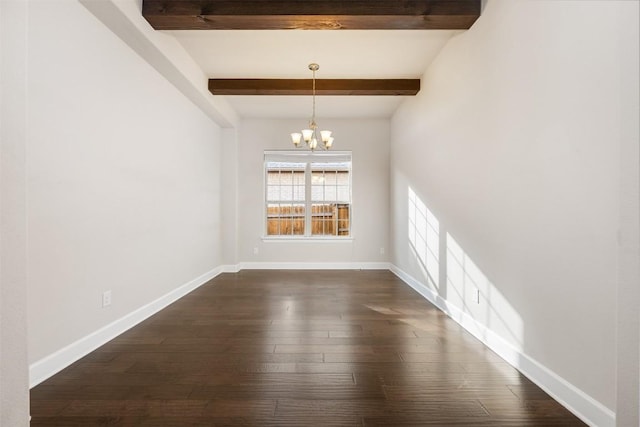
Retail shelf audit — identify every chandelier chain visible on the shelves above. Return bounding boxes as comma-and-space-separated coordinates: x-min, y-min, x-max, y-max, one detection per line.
311, 67, 316, 126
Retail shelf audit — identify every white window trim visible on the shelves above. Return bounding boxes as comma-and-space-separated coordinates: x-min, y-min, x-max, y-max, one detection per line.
261, 236, 354, 242
263, 150, 353, 240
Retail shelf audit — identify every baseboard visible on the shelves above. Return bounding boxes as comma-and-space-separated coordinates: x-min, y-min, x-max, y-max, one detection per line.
239, 261, 392, 270
389, 264, 615, 427
221, 264, 241, 273
29, 266, 224, 388
237, 262, 391, 270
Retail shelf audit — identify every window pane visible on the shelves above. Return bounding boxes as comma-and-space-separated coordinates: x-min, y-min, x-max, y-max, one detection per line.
267, 203, 305, 235
337, 171, 349, 185
280, 186, 293, 201
266, 203, 280, 235
288, 204, 305, 236
337, 204, 350, 236
293, 185, 305, 201
311, 203, 339, 235
324, 186, 337, 201
310, 164, 350, 203
267, 171, 280, 185
311, 171, 324, 185
267, 185, 279, 201
324, 171, 337, 185
293, 171, 305, 185
279, 217, 293, 235
267, 166, 306, 204
280, 172, 293, 186
337, 186, 350, 202
338, 220, 349, 235
311, 186, 324, 200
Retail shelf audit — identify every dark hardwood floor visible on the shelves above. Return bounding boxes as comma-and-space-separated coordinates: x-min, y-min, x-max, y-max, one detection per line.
30, 270, 586, 426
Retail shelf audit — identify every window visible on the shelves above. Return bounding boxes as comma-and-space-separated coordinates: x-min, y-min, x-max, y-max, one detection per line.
265, 151, 352, 238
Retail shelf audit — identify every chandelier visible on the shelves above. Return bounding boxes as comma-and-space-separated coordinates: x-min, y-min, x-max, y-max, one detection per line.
290, 63, 334, 151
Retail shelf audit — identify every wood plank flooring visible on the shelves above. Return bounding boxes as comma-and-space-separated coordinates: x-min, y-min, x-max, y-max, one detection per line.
30, 270, 586, 426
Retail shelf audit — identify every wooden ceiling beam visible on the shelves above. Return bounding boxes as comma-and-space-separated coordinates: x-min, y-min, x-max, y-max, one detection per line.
208, 79, 421, 96
142, 1, 481, 30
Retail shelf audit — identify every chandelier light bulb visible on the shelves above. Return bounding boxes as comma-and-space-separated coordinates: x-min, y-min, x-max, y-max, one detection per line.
291, 133, 302, 146
320, 130, 332, 143
302, 129, 314, 143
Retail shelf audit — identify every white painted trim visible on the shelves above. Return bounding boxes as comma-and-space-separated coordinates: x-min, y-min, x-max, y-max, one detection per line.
389, 264, 616, 427
29, 266, 224, 388
261, 237, 354, 243
221, 264, 241, 273
238, 262, 391, 270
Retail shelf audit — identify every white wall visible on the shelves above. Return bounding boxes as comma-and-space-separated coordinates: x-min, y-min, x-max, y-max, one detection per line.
79, 0, 238, 128
1, 0, 30, 425
27, 0, 224, 371
236, 118, 390, 267
221, 128, 239, 266
616, 2, 640, 425
390, 1, 638, 426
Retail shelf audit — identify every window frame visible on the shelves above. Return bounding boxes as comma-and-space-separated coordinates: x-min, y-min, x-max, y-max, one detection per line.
263, 151, 353, 240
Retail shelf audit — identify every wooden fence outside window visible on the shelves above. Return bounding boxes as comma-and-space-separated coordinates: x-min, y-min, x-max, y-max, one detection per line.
267, 203, 350, 236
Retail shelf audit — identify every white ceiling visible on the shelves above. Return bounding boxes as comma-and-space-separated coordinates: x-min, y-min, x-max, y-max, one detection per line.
170, 30, 461, 119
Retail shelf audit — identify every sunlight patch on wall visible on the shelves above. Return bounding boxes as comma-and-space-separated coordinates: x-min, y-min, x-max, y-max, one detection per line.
408, 187, 440, 288
446, 233, 524, 350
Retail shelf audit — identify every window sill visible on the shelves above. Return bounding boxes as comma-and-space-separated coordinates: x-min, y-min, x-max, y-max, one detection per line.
261, 236, 354, 243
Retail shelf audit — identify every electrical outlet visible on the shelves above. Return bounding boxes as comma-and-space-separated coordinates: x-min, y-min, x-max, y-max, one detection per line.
253, 246, 259, 255
380, 247, 385, 255
102, 290, 112, 308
